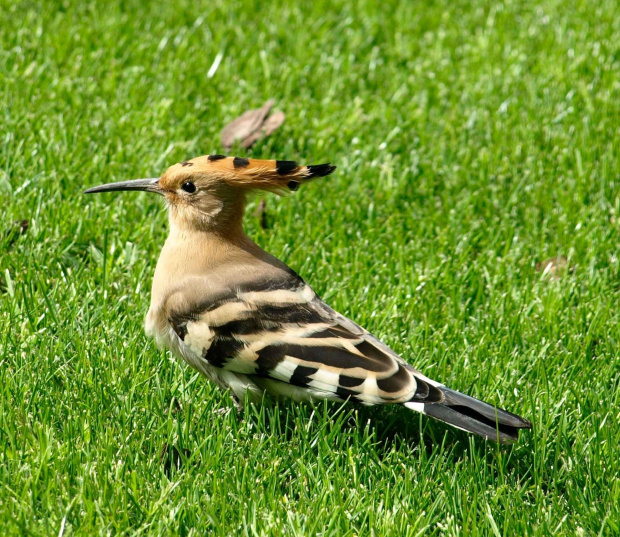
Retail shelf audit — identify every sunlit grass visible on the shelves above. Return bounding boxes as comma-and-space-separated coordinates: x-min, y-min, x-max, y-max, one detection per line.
1, 0, 619, 534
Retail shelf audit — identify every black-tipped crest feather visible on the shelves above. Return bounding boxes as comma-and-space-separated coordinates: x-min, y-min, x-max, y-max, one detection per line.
307, 164, 336, 178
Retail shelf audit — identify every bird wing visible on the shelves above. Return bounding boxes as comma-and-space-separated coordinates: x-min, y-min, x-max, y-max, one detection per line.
167, 271, 441, 405
165, 267, 532, 443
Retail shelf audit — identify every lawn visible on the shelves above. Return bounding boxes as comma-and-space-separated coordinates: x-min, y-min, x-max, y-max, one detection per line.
1, 0, 619, 534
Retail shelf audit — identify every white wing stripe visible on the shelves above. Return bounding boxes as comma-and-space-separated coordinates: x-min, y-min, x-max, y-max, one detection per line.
184, 321, 215, 356
308, 368, 340, 391
201, 301, 253, 327
240, 285, 315, 306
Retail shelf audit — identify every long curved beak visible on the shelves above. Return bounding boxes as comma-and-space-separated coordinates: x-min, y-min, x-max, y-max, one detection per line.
84, 178, 161, 194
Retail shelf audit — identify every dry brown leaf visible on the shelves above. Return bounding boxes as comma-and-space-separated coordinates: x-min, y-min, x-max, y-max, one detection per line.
241, 110, 286, 149
536, 255, 572, 279
221, 100, 273, 149
221, 100, 285, 150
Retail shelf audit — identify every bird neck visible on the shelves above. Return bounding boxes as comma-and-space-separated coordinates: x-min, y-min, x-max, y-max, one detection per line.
167, 190, 246, 238
146, 206, 290, 336
166, 221, 253, 257
158, 198, 269, 283
147, 219, 254, 325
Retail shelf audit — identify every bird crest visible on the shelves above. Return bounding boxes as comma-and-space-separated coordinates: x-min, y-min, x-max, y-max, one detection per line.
159, 155, 336, 195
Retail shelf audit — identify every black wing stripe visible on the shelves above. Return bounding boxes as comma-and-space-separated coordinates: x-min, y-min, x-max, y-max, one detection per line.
213, 317, 280, 337
171, 278, 307, 322
306, 327, 361, 340
178, 274, 420, 405
353, 340, 398, 372
254, 344, 287, 374
236, 277, 304, 295
204, 336, 246, 368
206, 290, 315, 329
252, 305, 323, 325
290, 365, 319, 387
176, 296, 313, 333
207, 297, 322, 328
336, 386, 359, 401
251, 343, 395, 373
376, 364, 413, 393
355, 340, 388, 360
169, 317, 188, 341
410, 378, 445, 403
172, 290, 240, 320
339, 374, 365, 388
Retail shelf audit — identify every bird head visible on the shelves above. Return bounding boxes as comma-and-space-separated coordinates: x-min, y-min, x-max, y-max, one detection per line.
85, 155, 335, 233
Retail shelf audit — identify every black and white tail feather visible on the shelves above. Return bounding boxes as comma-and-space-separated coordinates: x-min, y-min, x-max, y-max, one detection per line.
168, 269, 531, 444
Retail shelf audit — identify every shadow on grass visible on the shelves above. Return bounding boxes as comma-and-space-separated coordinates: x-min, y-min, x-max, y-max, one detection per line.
235, 394, 533, 475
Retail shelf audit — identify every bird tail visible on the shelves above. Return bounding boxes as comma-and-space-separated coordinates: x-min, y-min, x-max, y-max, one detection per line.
404, 387, 532, 444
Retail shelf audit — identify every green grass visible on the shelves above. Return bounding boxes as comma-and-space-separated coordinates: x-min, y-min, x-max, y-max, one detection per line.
1, 0, 619, 534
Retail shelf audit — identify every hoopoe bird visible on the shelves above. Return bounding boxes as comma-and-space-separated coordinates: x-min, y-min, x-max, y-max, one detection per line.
85, 155, 531, 443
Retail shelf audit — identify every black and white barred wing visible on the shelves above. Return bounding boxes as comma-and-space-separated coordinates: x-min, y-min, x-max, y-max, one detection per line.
171, 277, 439, 405
170, 275, 531, 442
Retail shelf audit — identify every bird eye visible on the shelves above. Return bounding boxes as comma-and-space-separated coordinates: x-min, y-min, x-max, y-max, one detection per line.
181, 181, 196, 193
